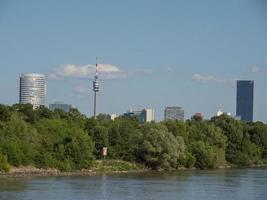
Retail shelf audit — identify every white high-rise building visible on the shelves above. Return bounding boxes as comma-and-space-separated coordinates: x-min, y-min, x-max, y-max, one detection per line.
143, 109, 154, 122
19, 74, 46, 109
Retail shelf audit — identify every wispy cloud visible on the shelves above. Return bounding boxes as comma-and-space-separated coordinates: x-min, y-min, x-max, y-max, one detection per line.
166, 67, 175, 72
128, 69, 153, 76
192, 74, 236, 84
73, 85, 87, 94
48, 63, 126, 80
141, 69, 153, 75
251, 65, 259, 73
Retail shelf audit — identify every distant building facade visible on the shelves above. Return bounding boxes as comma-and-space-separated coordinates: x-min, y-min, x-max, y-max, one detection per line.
110, 114, 118, 120
124, 108, 154, 122
124, 109, 142, 118
193, 112, 203, 121
140, 109, 154, 122
164, 106, 184, 121
216, 109, 231, 117
49, 102, 72, 112
19, 74, 46, 109
236, 80, 254, 122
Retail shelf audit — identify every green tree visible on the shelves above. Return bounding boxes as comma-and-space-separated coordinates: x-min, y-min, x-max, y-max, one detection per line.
1, 142, 24, 166
135, 123, 186, 169
163, 120, 189, 144
36, 106, 54, 119
11, 104, 38, 124
89, 125, 109, 158
191, 141, 215, 169
107, 117, 139, 161
211, 115, 263, 166
0, 104, 11, 122
247, 122, 267, 160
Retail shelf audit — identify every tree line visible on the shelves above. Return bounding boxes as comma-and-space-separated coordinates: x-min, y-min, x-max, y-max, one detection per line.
0, 104, 266, 172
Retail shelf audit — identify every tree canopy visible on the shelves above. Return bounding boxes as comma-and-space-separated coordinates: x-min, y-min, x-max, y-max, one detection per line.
0, 104, 266, 172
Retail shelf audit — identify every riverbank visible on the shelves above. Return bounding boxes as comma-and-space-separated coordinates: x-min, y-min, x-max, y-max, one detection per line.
1, 160, 266, 178
0, 160, 147, 178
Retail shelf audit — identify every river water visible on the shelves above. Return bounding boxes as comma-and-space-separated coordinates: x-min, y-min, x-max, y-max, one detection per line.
0, 168, 266, 200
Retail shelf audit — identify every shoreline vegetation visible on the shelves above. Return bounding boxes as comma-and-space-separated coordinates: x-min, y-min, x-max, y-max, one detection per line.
1, 161, 267, 178
0, 104, 267, 176
0, 160, 147, 178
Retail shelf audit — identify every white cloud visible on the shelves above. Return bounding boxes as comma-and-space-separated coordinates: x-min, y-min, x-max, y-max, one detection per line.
73, 85, 87, 94
142, 69, 153, 75
192, 74, 236, 84
166, 67, 174, 72
251, 65, 259, 73
48, 63, 126, 80
127, 69, 153, 76
192, 74, 224, 83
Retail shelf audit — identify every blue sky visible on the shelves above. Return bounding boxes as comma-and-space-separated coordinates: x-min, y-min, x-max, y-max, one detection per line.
0, 0, 267, 121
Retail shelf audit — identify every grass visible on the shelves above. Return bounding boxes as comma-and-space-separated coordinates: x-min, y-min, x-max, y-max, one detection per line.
91, 160, 145, 172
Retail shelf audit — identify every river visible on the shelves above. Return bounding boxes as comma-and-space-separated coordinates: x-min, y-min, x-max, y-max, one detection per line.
0, 168, 266, 200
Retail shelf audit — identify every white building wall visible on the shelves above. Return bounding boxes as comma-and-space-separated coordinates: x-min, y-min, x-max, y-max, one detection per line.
19, 74, 46, 109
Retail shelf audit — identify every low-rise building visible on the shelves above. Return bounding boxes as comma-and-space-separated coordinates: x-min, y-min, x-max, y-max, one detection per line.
124, 108, 154, 122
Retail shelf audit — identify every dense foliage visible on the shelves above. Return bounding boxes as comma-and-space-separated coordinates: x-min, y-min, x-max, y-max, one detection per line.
0, 104, 266, 172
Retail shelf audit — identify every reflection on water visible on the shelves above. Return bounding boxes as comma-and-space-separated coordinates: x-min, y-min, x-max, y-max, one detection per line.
0, 168, 266, 200
0, 179, 27, 191
101, 174, 107, 200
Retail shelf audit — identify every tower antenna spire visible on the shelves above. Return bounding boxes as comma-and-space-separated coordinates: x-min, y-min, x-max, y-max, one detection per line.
95, 57, 98, 76
93, 57, 100, 119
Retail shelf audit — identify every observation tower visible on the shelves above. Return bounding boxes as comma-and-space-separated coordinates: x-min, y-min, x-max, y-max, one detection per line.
93, 58, 100, 119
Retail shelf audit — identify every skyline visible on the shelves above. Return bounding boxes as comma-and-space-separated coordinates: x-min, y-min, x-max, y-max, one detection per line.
0, 0, 267, 121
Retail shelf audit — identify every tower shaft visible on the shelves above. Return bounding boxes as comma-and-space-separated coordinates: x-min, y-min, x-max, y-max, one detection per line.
94, 91, 97, 119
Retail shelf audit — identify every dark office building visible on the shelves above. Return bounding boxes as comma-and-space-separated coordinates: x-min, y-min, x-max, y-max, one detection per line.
236, 80, 254, 122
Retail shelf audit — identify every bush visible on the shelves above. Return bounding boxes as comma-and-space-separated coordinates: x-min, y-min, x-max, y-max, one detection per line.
1, 143, 23, 166
184, 152, 196, 168
0, 154, 11, 172
191, 141, 225, 169
135, 124, 186, 169
56, 160, 73, 172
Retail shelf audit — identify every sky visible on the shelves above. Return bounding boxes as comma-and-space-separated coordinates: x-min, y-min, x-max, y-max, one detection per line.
0, 0, 267, 122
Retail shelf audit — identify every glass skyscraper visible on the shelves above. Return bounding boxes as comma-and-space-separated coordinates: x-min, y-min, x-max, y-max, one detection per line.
236, 80, 254, 122
19, 74, 46, 109
164, 106, 184, 121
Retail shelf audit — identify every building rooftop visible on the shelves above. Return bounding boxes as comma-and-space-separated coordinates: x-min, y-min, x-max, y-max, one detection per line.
21, 73, 45, 78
